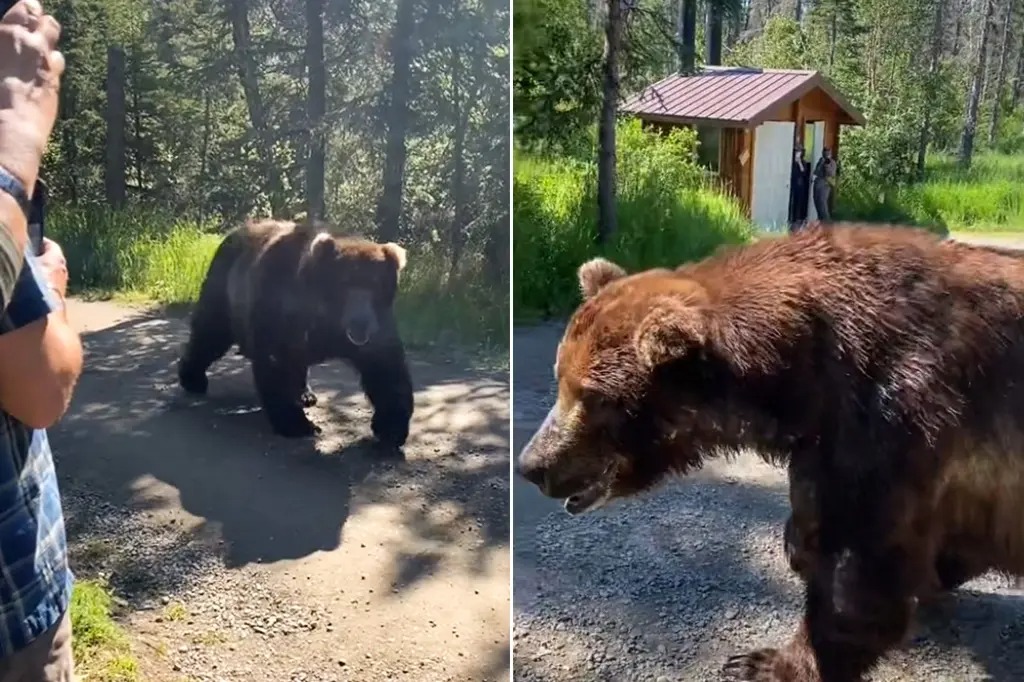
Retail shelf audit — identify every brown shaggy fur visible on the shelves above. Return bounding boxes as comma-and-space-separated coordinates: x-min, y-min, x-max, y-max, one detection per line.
517, 223, 1024, 681
177, 219, 413, 444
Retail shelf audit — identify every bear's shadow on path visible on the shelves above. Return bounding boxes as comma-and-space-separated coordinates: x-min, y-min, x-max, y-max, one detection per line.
54, 307, 509, 605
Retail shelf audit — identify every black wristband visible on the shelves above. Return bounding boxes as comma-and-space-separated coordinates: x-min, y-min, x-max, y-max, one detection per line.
0, 167, 30, 217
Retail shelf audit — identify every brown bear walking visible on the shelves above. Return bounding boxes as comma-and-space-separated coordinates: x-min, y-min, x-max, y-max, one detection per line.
517, 223, 1024, 681
178, 219, 414, 445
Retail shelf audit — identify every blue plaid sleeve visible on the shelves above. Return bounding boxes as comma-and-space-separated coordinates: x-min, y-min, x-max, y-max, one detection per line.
0, 252, 59, 333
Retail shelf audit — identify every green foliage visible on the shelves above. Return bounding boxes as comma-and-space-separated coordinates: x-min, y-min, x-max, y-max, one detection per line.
835, 152, 1024, 233
42, 0, 508, 348
994, 109, 1024, 155
49, 206, 220, 303
727, 17, 810, 69
513, 0, 603, 150
514, 121, 753, 319
71, 579, 140, 682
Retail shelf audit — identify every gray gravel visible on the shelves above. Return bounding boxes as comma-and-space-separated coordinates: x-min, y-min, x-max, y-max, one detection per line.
53, 299, 510, 682
512, 321, 1024, 682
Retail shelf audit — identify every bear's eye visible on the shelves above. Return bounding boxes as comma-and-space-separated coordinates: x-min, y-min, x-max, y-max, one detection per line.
579, 384, 612, 411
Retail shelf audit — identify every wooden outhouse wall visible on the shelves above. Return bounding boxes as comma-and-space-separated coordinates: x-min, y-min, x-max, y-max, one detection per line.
768, 87, 843, 156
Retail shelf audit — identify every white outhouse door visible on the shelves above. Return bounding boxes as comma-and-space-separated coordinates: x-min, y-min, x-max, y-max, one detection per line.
750, 121, 795, 232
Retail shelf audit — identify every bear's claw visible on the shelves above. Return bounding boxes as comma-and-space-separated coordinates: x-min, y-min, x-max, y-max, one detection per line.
722, 647, 821, 682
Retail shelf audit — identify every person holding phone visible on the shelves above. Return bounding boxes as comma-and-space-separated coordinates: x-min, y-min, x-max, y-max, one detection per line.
0, 2, 83, 681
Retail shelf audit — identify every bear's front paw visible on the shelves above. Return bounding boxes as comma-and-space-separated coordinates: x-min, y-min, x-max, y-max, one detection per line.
268, 409, 321, 438
178, 365, 209, 395
300, 388, 318, 408
722, 648, 817, 682
371, 411, 410, 448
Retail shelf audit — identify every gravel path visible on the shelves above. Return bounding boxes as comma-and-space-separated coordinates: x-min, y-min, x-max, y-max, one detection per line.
55, 299, 510, 682
512, 233, 1024, 682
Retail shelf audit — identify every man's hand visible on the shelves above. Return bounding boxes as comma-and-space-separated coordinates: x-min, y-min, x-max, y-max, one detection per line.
0, 240, 81, 429
0, 0, 64, 193
37, 237, 66, 297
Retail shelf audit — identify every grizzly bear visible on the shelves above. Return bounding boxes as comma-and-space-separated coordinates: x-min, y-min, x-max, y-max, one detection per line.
177, 219, 414, 444
517, 223, 1024, 681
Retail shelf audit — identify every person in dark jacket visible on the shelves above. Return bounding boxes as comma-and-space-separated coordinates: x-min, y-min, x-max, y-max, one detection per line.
788, 145, 810, 232
812, 147, 838, 221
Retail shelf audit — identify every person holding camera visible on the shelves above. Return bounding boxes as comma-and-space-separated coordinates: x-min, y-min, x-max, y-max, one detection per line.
0, 2, 83, 681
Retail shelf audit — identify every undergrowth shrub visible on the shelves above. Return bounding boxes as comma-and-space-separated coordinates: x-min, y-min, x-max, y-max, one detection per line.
514, 119, 754, 320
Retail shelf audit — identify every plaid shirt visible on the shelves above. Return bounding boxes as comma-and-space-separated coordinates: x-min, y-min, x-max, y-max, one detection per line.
0, 250, 73, 655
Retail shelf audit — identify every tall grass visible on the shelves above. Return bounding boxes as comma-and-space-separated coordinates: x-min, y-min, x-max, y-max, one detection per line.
50, 206, 221, 302
837, 153, 1024, 233
49, 206, 507, 353
514, 120, 754, 320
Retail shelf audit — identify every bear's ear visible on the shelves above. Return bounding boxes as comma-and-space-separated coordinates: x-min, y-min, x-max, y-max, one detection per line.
635, 300, 775, 375
633, 299, 708, 369
578, 258, 626, 299
307, 231, 337, 259
382, 242, 407, 272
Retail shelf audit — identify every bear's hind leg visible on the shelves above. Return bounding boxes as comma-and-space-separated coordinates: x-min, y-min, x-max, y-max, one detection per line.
179, 299, 234, 395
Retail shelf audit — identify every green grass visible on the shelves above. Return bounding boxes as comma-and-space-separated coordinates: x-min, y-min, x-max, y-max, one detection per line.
49, 206, 508, 355
836, 152, 1024, 234
513, 151, 754, 321
70, 579, 140, 682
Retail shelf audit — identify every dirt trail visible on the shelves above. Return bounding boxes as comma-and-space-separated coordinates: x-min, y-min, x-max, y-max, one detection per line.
512, 234, 1024, 681
54, 299, 510, 682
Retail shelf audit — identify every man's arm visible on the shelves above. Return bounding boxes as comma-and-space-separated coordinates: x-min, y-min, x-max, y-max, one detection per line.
0, 249, 82, 429
0, 192, 28, 314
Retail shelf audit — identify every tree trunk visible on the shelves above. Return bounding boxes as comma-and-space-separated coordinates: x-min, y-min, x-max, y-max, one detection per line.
130, 58, 144, 195
596, 0, 622, 245
305, 0, 327, 220
988, 0, 1014, 145
449, 0, 468, 276
952, 2, 963, 56
828, 8, 838, 71
705, 3, 723, 66
226, 0, 287, 217
678, 0, 697, 73
484, 38, 509, 288
795, 0, 803, 22
104, 45, 127, 209
917, 0, 946, 178
375, 0, 415, 243
1013, 32, 1024, 107
200, 92, 211, 222
959, 0, 997, 168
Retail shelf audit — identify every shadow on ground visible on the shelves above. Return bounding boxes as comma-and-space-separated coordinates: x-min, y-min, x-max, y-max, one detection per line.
54, 305, 509, 608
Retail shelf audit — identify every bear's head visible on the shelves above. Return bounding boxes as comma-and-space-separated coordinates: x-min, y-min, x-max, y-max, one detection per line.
300, 232, 407, 347
517, 257, 759, 515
